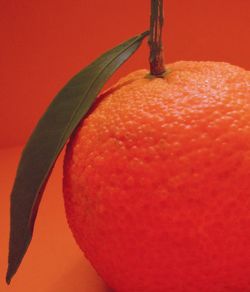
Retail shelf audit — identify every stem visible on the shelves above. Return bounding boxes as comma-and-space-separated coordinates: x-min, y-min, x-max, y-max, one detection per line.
149, 0, 165, 77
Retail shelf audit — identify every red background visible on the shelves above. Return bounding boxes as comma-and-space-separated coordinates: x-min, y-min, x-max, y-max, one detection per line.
0, 1, 249, 291
0, 0, 250, 148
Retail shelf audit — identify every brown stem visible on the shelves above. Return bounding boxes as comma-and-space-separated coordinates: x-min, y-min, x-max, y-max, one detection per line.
149, 0, 165, 77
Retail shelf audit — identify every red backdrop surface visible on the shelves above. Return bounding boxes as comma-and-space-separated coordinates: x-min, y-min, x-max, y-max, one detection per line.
0, 0, 249, 148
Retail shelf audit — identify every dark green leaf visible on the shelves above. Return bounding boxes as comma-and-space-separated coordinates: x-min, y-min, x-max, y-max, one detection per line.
6, 31, 149, 284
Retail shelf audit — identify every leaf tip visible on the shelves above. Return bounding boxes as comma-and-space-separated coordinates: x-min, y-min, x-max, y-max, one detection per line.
6, 268, 13, 285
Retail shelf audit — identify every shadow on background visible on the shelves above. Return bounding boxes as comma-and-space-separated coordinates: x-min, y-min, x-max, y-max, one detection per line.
49, 259, 113, 292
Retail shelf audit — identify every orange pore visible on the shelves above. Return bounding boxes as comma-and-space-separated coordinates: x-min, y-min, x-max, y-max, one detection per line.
63, 61, 250, 291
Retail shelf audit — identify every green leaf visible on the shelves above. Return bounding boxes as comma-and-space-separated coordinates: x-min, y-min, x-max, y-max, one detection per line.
6, 31, 149, 284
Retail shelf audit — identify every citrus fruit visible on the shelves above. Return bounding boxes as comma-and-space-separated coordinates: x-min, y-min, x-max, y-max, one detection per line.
63, 61, 250, 292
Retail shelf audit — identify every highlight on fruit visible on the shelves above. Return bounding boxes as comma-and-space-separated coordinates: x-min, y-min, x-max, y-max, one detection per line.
6, 0, 250, 291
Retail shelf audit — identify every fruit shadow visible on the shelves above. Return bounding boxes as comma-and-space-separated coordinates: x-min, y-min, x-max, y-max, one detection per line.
49, 258, 113, 292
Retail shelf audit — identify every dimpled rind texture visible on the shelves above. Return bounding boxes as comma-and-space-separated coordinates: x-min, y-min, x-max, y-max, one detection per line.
63, 61, 250, 292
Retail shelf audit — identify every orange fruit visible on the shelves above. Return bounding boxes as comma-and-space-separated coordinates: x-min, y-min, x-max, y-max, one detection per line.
63, 61, 250, 292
